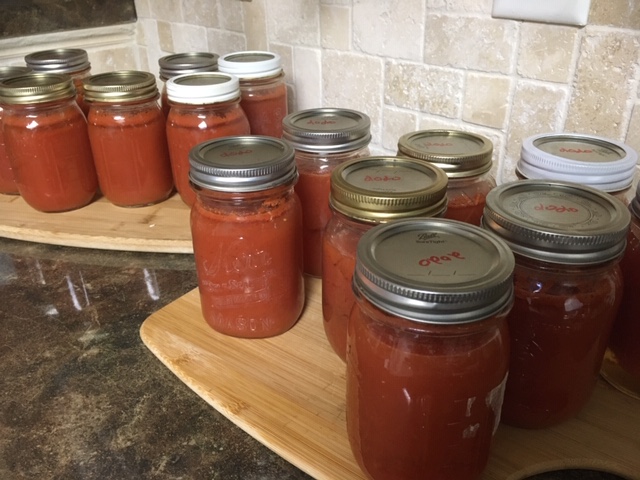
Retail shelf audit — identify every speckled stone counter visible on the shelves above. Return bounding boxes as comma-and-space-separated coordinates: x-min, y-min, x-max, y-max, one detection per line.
0, 238, 629, 480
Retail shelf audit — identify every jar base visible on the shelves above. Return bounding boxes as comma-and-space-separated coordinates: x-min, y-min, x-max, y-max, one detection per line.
600, 350, 640, 400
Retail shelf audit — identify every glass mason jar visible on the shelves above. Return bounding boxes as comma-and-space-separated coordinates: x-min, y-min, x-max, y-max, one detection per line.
0, 73, 98, 212
218, 51, 287, 138
601, 182, 640, 399
25, 48, 92, 116
158, 52, 219, 117
398, 129, 495, 226
84, 70, 174, 207
189, 136, 305, 338
517, 132, 638, 205
322, 156, 448, 361
166, 72, 251, 207
482, 179, 630, 428
0, 66, 32, 195
348, 218, 514, 480
282, 107, 371, 277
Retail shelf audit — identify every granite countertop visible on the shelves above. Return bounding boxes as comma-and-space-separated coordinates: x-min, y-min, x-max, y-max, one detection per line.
0, 237, 629, 480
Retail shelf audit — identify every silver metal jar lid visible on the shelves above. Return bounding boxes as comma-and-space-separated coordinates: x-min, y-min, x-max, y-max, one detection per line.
330, 156, 449, 223
0, 73, 75, 105
517, 133, 638, 192
354, 218, 515, 324
282, 107, 371, 154
482, 180, 631, 265
84, 71, 158, 103
158, 52, 219, 81
25, 48, 91, 73
397, 129, 494, 178
189, 136, 298, 192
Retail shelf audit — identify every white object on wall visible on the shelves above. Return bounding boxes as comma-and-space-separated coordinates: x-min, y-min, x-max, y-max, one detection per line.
491, 0, 591, 26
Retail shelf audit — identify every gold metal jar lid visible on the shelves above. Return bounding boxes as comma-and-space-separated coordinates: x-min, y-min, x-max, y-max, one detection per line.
158, 52, 219, 81
0, 73, 75, 105
84, 71, 159, 103
0, 66, 32, 80
25, 48, 91, 73
330, 156, 448, 223
397, 129, 493, 178
354, 218, 515, 324
482, 179, 631, 265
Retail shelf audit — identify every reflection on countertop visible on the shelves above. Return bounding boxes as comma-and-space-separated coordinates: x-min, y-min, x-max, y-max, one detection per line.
0, 237, 629, 480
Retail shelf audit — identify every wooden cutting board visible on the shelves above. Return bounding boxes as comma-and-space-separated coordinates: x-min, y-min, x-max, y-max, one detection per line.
0, 193, 192, 253
140, 277, 640, 480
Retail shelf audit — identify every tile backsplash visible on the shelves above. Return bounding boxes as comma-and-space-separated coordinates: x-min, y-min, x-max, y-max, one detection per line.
1, 0, 638, 184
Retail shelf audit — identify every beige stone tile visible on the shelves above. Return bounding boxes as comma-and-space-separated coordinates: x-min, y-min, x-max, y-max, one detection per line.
503, 80, 568, 180
157, 21, 174, 53
589, 0, 640, 29
625, 103, 640, 156
320, 5, 350, 50
218, 0, 245, 32
90, 46, 138, 73
424, 14, 517, 74
267, 0, 320, 46
292, 46, 322, 111
518, 23, 578, 83
463, 73, 510, 129
207, 29, 246, 56
320, 0, 352, 4
242, 0, 268, 50
171, 24, 209, 52
382, 107, 418, 152
566, 31, 639, 138
385, 61, 463, 119
353, 0, 424, 61
427, 0, 493, 13
269, 43, 293, 77
136, 45, 150, 73
182, 0, 220, 29
134, 0, 151, 18
417, 117, 461, 130
149, 0, 183, 22
323, 50, 384, 141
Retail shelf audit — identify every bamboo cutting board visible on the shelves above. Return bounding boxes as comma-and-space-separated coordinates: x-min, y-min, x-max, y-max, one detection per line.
140, 277, 640, 480
0, 193, 192, 253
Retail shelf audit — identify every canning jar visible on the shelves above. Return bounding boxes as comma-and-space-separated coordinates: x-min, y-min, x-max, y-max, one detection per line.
166, 72, 251, 206
0, 73, 98, 212
601, 182, 640, 399
190, 136, 304, 338
322, 156, 448, 361
282, 108, 371, 276
397, 129, 495, 225
348, 218, 514, 480
482, 180, 630, 428
218, 51, 287, 138
517, 132, 638, 205
158, 52, 219, 117
84, 70, 174, 207
0, 65, 32, 195
25, 48, 92, 116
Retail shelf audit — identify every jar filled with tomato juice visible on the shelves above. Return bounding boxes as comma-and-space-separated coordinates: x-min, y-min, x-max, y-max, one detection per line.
322, 156, 448, 361
282, 107, 371, 277
158, 52, 219, 117
601, 182, 640, 399
84, 70, 174, 207
517, 133, 638, 205
0, 66, 32, 195
482, 180, 630, 428
348, 218, 514, 480
397, 129, 495, 225
189, 136, 304, 338
25, 48, 92, 116
0, 73, 98, 212
166, 72, 251, 206
218, 51, 287, 138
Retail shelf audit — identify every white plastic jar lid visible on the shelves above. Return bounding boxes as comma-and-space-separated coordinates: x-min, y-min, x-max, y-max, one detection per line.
518, 133, 638, 192
166, 72, 240, 105
218, 51, 282, 79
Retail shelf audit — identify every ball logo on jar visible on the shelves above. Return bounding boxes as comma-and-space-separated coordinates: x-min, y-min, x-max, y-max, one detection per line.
306, 119, 336, 125
534, 203, 579, 213
559, 147, 594, 154
220, 148, 253, 157
364, 174, 402, 182
418, 251, 465, 267
419, 141, 454, 148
